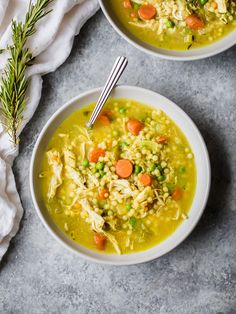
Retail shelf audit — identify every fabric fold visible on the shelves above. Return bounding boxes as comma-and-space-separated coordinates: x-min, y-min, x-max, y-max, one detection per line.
0, 0, 99, 261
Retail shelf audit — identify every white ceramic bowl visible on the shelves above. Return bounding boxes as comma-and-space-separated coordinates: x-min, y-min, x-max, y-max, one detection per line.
30, 86, 210, 265
99, 0, 236, 61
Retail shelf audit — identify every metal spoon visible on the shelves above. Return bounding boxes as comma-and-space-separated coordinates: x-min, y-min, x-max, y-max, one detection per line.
87, 56, 128, 128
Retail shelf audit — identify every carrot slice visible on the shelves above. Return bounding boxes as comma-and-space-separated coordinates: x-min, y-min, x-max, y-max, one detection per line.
89, 148, 105, 163
156, 135, 169, 144
97, 114, 110, 125
172, 187, 182, 201
139, 173, 152, 186
116, 159, 133, 178
99, 189, 109, 200
186, 15, 204, 30
123, 0, 132, 9
94, 233, 107, 250
127, 119, 144, 136
138, 4, 157, 20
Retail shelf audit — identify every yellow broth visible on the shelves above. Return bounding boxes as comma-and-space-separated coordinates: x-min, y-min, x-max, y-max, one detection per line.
40, 99, 196, 254
109, 0, 236, 50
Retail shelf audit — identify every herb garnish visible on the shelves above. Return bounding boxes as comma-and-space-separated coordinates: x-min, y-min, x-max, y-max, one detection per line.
0, 0, 53, 144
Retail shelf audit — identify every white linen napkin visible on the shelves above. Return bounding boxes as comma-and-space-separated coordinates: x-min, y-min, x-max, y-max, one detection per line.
0, 0, 99, 261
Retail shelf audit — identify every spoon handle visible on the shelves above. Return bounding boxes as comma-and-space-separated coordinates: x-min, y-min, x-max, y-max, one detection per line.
87, 56, 128, 128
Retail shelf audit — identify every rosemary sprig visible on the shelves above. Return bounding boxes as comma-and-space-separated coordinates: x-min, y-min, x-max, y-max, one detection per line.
0, 0, 53, 144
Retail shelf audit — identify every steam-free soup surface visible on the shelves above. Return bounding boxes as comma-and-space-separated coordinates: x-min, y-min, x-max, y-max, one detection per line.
40, 99, 196, 254
109, 0, 236, 50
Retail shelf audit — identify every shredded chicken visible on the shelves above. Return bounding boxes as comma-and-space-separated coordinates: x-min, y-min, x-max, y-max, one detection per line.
47, 150, 63, 200
80, 199, 121, 254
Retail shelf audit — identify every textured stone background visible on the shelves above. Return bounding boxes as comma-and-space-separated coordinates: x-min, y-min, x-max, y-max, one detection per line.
0, 11, 236, 314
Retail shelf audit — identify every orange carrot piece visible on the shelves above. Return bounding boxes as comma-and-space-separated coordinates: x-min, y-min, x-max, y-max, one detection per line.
156, 135, 169, 144
116, 159, 133, 178
99, 189, 109, 200
172, 187, 183, 201
89, 148, 105, 163
139, 173, 152, 186
186, 15, 204, 30
97, 114, 110, 125
123, 0, 132, 9
127, 119, 144, 136
94, 233, 107, 250
138, 4, 157, 20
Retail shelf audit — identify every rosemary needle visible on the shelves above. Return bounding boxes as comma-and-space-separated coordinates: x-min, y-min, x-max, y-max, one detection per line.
0, 0, 54, 144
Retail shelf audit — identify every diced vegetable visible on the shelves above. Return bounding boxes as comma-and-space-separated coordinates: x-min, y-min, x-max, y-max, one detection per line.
96, 162, 105, 170
89, 148, 105, 163
134, 164, 142, 175
94, 233, 107, 250
99, 189, 109, 200
138, 4, 157, 20
82, 159, 89, 167
166, 20, 175, 28
186, 15, 204, 30
157, 175, 165, 182
129, 217, 137, 228
133, 2, 141, 11
172, 187, 183, 200
178, 165, 186, 173
139, 173, 152, 186
127, 118, 144, 135
156, 135, 168, 144
99, 170, 106, 177
119, 107, 127, 114
97, 114, 110, 125
120, 142, 129, 149
116, 159, 133, 178
150, 164, 156, 172
126, 203, 132, 211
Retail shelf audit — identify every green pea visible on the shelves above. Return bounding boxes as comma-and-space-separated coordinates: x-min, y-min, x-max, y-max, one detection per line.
129, 217, 137, 228
133, 2, 141, 10
96, 162, 104, 170
167, 183, 174, 193
119, 107, 127, 114
156, 164, 162, 172
178, 165, 186, 174
134, 165, 142, 175
158, 175, 165, 182
92, 167, 97, 174
200, 0, 208, 5
121, 142, 129, 149
99, 170, 106, 177
82, 159, 89, 167
104, 203, 109, 210
166, 20, 175, 28
126, 203, 132, 211
150, 164, 156, 172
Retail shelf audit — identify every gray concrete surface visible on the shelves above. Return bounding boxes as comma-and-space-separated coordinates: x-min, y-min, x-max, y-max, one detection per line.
0, 10, 236, 314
